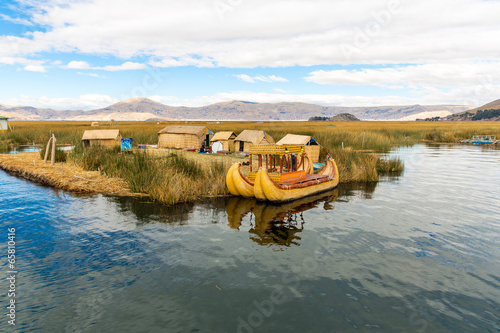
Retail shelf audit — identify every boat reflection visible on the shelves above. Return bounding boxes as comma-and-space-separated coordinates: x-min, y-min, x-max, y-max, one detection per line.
226, 189, 339, 247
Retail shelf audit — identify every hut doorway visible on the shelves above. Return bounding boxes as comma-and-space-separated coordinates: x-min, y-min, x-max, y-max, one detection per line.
239, 141, 244, 152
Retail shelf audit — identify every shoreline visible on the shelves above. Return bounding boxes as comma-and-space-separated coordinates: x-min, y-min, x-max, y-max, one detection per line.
0, 152, 147, 198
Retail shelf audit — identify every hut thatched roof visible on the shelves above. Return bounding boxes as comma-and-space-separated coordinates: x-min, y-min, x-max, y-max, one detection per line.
277, 134, 316, 145
234, 130, 274, 144
158, 126, 206, 136
211, 131, 236, 142
82, 129, 121, 140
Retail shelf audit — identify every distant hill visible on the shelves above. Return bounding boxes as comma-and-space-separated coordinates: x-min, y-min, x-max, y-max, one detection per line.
330, 113, 360, 121
310, 113, 360, 121
0, 97, 472, 121
444, 99, 500, 121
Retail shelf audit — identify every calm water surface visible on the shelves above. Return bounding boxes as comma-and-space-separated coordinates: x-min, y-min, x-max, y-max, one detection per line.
0, 144, 499, 333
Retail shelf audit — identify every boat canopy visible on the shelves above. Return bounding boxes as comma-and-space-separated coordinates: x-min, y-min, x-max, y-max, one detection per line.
248, 144, 307, 183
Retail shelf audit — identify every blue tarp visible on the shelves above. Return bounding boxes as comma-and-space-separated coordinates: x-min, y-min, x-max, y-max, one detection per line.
121, 138, 132, 152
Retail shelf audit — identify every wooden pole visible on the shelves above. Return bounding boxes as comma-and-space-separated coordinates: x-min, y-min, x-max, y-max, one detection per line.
44, 136, 52, 163
51, 135, 56, 166
249, 155, 252, 172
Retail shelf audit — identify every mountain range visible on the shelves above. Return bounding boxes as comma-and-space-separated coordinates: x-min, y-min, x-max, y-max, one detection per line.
443, 99, 500, 121
0, 97, 472, 121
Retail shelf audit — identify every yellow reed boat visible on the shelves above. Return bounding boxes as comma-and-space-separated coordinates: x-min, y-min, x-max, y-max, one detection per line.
226, 147, 312, 198
226, 144, 338, 202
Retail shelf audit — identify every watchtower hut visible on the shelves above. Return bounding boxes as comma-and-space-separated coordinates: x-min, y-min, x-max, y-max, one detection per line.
158, 126, 212, 149
277, 134, 321, 162
210, 131, 237, 152
234, 130, 275, 153
0, 116, 8, 131
82, 129, 122, 147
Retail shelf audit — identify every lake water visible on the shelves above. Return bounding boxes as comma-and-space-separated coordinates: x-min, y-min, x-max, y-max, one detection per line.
0, 144, 499, 333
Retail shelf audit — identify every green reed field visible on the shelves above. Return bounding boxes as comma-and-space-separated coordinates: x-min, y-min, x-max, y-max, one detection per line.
1, 120, 499, 204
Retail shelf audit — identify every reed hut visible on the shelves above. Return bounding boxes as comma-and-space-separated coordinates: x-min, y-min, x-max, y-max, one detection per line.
234, 130, 275, 153
277, 134, 321, 162
157, 126, 213, 149
91, 122, 100, 127
0, 116, 8, 131
82, 129, 122, 147
210, 131, 237, 152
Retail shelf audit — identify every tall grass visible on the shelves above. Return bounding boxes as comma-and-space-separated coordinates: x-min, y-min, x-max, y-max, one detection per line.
68, 145, 228, 205
0, 139, 9, 151
330, 147, 379, 182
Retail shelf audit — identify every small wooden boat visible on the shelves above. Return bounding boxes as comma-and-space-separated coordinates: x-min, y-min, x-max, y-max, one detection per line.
226, 144, 338, 202
460, 135, 499, 145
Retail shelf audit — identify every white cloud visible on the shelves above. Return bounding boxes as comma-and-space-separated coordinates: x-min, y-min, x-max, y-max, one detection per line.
234, 74, 288, 83
0, 57, 47, 72
1, 0, 499, 67
24, 64, 46, 72
65, 61, 145, 71
306, 62, 500, 88
4, 94, 118, 110
96, 62, 146, 71
147, 95, 179, 104
166, 86, 499, 108
1, 0, 500, 108
304, 61, 500, 106
67, 61, 91, 69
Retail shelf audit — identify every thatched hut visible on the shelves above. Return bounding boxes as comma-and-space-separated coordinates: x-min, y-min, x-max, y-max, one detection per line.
82, 129, 122, 147
210, 131, 237, 152
234, 130, 275, 152
158, 126, 213, 149
277, 134, 321, 162
0, 116, 8, 131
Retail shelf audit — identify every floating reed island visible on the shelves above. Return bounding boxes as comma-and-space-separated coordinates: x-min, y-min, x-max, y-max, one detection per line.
0, 151, 141, 197
2, 120, 498, 205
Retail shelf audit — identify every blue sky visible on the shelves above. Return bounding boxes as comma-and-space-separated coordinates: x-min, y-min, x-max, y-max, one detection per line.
1, 0, 499, 110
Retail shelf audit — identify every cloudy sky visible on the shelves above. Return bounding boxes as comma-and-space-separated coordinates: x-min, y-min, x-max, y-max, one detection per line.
1, 0, 499, 110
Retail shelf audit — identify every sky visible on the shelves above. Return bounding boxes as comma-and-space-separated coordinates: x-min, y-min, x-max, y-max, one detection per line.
1, 0, 500, 110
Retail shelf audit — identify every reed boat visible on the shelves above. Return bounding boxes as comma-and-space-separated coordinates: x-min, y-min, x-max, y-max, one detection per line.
226, 149, 312, 198
254, 157, 338, 202
226, 144, 338, 202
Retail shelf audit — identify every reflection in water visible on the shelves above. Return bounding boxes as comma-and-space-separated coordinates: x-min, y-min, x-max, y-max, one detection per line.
226, 189, 339, 247
111, 196, 196, 226
109, 196, 228, 226
337, 181, 378, 200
